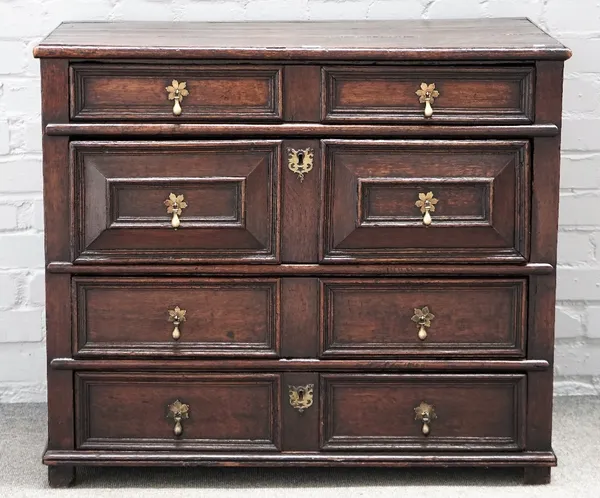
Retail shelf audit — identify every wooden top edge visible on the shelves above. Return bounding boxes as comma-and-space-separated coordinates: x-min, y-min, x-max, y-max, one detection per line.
33, 19, 572, 61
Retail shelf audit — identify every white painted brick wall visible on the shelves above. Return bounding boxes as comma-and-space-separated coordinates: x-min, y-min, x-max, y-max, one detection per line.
0, 0, 599, 401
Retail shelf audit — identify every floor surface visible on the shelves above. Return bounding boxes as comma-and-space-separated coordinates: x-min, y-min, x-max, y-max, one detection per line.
1, 397, 599, 497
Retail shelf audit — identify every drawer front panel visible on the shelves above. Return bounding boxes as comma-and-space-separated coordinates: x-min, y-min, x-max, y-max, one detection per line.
321, 374, 526, 451
73, 141, 280, 263
70, 64, 282, 121
76, 373, 281, 451
321, 140, 529, 263
73, 277, 280, 358
323, 66, 534, 123
320, 278, 526, 358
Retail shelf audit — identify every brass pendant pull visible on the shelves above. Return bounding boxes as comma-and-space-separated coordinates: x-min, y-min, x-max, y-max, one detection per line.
166, 80, 189, 116
414, 401, 436, 436
415, 191, 438, 226
288, 148, 314, 182
411, 306, 434, 341
164, 193, 187, 229
167, 399, 190, 437
288, 384, 314, 413
415, 82, 439, 118
168, 306, 186, 341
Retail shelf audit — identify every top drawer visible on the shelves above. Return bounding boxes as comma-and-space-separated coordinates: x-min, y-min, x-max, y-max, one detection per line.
70, 64, 283, 121
322, 65, 535, 124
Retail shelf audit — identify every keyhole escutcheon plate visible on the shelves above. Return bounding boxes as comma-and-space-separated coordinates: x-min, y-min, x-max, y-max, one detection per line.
287, 148, 314, 182
288, 384, 314, 413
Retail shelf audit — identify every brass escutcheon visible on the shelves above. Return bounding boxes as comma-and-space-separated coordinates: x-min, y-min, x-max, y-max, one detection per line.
287, 148, 314, 182
168, 306, 187, 341
415, 191, 438, 226
414, 401, 436, 436
167, 399, 190, 437
411, 306, 435, 341
288, 384, 314, 413
164, 193, 188, 229
415, 82, 439, 118
166, 80, 189, 116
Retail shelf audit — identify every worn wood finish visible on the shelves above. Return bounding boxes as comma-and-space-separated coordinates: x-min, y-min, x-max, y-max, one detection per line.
36, 20, 568, 485
320, 374, 526, 451
71, 140, 281, 263
75, 372, 281, 451
323, 66, 534, 123
321, 140, 529, 263
52, 358, 551, 371
45, 123, 560, 137
34, 19, 571, 61
70, 64, 282, 122
320, 278, 526, 358
72, 277, 280, 358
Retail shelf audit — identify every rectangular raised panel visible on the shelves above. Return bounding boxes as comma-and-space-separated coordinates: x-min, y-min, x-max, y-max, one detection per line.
73, 277, 280, 358
320, 278, 526, 358
70, 64, 282, 121
321, 374, 526, 451
323, 66, 534, 123
76, 373, 280, 451
321, 140, 529, 263
72, 141, 280, 263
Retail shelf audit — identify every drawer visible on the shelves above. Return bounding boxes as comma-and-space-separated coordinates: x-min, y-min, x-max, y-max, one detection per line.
320, 278, 526, 358
322, 65, 534, 123
72, 140, 280, 263
320, 374, 526, 451
72, 277, 280, 358
70, 63, 282, 121
321, 140, 530, 263
75, 372, 281, 451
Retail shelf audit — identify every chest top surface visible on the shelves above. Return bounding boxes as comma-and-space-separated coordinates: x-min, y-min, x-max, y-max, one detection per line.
34, 18, 571, 61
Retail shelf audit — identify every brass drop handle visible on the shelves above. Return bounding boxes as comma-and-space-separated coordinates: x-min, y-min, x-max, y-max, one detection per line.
168, 306, 186, 341
415, 82, 439, 118
411, 306, 434, 341
414, 401, 436, 436
288, 384, 314, 413
167, 400, 190, 437
288, 148, 314, 182
415, 191, 438, 226
164, 193, 187, 229
166, 80, 189, 116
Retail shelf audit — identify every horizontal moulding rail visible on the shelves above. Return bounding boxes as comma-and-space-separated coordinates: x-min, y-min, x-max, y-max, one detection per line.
44, 123, 560, 137
50, 358, 550, 371
46, 262, 555, 276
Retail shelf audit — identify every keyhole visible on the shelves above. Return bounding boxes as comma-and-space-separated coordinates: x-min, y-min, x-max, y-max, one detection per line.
297, 388, 305, 401
297, 151, 305, 165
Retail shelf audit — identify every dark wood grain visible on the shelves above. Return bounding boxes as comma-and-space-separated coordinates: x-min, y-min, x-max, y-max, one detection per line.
75, 372, 281, 451
280, 279, 319, 357
51, 358, 550, 372
321, 139, 529, 263
48, 465, 75, 488
320, 374, 526, 451
43, 450, 557, 467
47, 262, 555, 276
45, 123, 560, 137
282, 372, 319, 451
71, 140, 281, 263
323, 65, 534, 124
70, 64, 282, 122
320, 278, 526, 358
72, 277, 280, 358
33, 19, 571, 61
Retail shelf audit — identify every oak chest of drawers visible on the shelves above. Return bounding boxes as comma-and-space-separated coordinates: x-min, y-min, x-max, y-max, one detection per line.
34, 19, 570, 487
